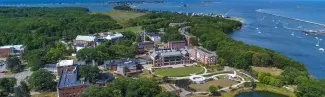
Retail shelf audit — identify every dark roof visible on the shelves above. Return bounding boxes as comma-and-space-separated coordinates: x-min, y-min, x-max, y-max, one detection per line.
96, 73, 115, 84
137, 41, 154, 45
57, 68, 83, 88
104, 58, 137, 69
168, 40, 186, 43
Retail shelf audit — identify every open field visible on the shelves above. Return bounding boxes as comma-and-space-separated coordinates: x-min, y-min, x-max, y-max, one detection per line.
111, 26, 143, 33
189, 79, 238, 92
32, 92, 57, 97
252, 66, 283, 76
106, 10, 146, 25
154, 66, 204, 77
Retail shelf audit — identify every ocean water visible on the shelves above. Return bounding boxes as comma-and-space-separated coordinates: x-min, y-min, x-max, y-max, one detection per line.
0, 0, 324, 78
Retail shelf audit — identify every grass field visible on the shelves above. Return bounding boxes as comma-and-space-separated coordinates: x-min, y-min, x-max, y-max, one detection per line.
32, 92, 57, 97
252, 66, 283, 76
111, 26, 143, 33
154, 66, 204, 77
189, 79, 238, 92
106, 10, 146, 26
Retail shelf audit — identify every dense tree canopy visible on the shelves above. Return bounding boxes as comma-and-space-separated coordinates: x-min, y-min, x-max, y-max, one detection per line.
81, 78, 170, 97
27, 69, 56, 91
14, 81, 30, 97
6, 56, 24, 73
79, 65, 100, 83
0, 77, 16, 97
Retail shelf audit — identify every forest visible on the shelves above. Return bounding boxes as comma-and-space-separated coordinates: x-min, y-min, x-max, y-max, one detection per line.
0, 7, 121, 50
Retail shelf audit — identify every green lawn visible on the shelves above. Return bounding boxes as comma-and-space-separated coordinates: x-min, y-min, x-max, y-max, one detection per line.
106, 10, 146, 26
154, 66, 204, 77
110, 26, 143, 33
32, 92, 57, 97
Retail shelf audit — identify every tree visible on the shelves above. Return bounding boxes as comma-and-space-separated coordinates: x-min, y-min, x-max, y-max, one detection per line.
79, 65, 100, 83
81, 78, 162, 97
44, 42, 68, 63
27, 69, 56, 91
80, 85, 121, 97
189, 37, 199, 46
155, 92, 178, 97
296, 79, 325, 97
281, 67, 308, 85
14, 81, 30, 97
77, 48, 98, 62
25, 49, 45, 71
208, 85, 218, 94
6, 56, 23, 73
0, 77, 16, 97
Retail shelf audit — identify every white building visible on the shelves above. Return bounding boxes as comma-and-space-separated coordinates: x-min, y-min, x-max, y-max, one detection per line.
104, 32, 124, 40
56, 60, 74, 67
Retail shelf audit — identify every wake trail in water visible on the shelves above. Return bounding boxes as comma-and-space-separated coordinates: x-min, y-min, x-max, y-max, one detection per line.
256, 9, 325, 27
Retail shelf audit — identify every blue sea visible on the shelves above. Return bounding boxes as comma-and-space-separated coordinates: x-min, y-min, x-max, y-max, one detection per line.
1, 0, 325, 78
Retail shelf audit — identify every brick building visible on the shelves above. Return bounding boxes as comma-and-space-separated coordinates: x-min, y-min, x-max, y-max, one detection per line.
0, 45, 25, 58
57, 67, 89, 97
137, 42, 154, 53
167, 41, 187, 49
189, 47, 217, 65
56, 60, 76, 76
73, 35, 97, 52
149, 48, 191, 67
104, 58, 139, 76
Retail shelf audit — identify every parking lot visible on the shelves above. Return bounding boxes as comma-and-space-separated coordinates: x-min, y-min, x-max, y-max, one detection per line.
0, 60, 32, 86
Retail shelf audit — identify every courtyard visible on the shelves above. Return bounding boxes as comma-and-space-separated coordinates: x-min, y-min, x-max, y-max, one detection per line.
153, 66, 205, 77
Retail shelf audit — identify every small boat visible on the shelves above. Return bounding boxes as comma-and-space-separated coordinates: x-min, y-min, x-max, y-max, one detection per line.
256, 28, 259, 30
319, 48, 324, 52
258, 31, 262, 34
275, 26, 278, 28
291, 32, 295, 36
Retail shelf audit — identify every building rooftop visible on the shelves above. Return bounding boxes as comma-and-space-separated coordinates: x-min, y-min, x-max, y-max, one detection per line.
57, 60, 74, 67
57, 68, 80, 87
150, 48, 189, 59
168, 40, 186, 43
75, 35, 96, 41
137, 41, 154, 45
104, 32, 123, 40
104, 58, 137, 69
0, 45, 24, 51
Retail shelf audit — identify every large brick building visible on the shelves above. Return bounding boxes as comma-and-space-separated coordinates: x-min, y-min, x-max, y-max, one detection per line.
56, 60, 76, 76
167, 41, 187, 49
57, 67, 89, 97
149, 48, 191, 67
104, 58, 139, 76
189, 47, 217, 65
137, 42, 154, 53
73, 35, 97, 52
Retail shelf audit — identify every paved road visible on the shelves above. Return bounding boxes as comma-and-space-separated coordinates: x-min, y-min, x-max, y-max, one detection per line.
0, 68, 32, 86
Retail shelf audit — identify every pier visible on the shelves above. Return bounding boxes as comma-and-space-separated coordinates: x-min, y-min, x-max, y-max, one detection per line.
256, 9, 325, 27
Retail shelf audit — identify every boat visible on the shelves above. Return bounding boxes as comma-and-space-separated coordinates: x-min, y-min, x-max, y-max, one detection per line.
316, 39, 320, 47
319, 48, 324, 52
291, 32, 294, 36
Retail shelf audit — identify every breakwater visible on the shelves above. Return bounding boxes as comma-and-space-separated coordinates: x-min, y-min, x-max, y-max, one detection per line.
256, 9, 325, 27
